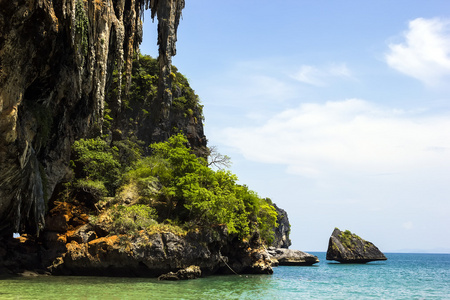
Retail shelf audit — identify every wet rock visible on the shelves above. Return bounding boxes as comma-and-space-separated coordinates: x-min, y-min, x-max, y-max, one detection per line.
326, 228, 387, 263
158, 265, 201, 280
267, 247, 319, 266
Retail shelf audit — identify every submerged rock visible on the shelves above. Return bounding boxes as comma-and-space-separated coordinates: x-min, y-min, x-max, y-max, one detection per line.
267, 247, 319, 266
326, 228, 387, 263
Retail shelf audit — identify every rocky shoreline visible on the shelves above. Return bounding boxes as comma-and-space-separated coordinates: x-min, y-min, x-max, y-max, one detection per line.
0, 199, 324, 279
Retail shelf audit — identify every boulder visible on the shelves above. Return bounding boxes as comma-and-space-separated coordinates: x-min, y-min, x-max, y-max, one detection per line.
158, 265, 201, 281
326, 228, 387, 263
267, 247, 319, 266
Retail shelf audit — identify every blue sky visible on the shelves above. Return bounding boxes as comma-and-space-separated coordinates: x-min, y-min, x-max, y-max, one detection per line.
140, 1, 450, 253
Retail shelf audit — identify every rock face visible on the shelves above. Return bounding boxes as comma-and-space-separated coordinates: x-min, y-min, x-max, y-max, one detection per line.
1, 199, 274, 277
267, 247, 319, 266
0, 201, 270, 277
271, 204, 291, 248
0, 0, 185, 236
326, 228, 387, 263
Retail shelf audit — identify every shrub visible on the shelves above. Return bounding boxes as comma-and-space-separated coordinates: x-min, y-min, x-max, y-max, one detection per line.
110, 204, 158, 234
72, 138, 122, 194
148, 133, 278, 242
73, 179, 108, 201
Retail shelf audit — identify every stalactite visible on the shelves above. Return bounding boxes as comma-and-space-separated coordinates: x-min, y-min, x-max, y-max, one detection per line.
148, 0, 185, 129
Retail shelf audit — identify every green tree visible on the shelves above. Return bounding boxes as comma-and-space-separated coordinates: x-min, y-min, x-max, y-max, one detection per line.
148, 133, 277, 241
72, 138, 122, 194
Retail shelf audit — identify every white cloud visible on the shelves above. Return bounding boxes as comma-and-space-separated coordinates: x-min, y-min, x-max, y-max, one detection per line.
385, 18, 450, 86
291, 63, 353, 86
221, 99, 450, 177
291, 65, 325, 86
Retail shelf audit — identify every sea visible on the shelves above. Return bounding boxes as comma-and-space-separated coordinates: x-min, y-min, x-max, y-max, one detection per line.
0, 252, 449, 299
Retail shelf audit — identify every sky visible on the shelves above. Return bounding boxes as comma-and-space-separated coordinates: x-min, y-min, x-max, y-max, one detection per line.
140, 1, 450, 253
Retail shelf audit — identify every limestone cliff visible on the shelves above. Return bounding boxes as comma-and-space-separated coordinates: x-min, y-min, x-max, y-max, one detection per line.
0, 0, 184, 235
0, 0, 288, 278
326, 228, 387, 263
271, 203, 291, 248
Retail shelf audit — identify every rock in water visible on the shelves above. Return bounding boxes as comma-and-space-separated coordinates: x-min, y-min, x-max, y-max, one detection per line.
158, 265, 201, 281
326, 228, 387, 263
267, 247, 319, 266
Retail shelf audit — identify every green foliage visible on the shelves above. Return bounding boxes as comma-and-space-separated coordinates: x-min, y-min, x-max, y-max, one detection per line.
75, 0, 89, 56
147, 133, 277, 242
71, 136, 144, 196
73, 179, 108, 200
171, 66, 204, 119
110, 204, 158, 234
69, 133, 277, 243
146, 222, 187, 236
127, 55, 159, 107
107, 54, 204, 129
257, 199, 278, 244
112, 138, 144, 170
72, 138, 122, 194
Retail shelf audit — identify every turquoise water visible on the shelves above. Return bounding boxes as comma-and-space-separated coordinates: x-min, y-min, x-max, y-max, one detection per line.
1, 253, 449, 299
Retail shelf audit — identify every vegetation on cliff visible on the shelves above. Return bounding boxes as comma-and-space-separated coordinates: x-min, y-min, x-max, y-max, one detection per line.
64, 55, 278, 245
68, 133, 277, 244
106, 54, 206, 152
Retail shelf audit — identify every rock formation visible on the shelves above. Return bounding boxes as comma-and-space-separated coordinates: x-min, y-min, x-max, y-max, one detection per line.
267, 247, 319, 266
158, 265, 201, 280
42, 201, 273, 277
326, 228, 387, 263
271, 203, 291, 248
0, 0, 184, 236
267, 202, 318, 267
0, 0, 289, 279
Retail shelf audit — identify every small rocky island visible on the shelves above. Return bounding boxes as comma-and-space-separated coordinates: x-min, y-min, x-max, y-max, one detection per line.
326, 228, 387, 263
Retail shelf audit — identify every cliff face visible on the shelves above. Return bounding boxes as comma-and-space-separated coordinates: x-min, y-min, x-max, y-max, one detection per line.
0, 0, 184, 235
271, 204, 291, 248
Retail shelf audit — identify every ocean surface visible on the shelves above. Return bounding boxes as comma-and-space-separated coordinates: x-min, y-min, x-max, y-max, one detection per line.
1, 252, 449, 299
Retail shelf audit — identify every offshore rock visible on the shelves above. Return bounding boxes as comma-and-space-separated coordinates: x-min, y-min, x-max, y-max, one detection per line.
267, 247, 319, 266
326, 228, 387, 263
271, 204, 291, 248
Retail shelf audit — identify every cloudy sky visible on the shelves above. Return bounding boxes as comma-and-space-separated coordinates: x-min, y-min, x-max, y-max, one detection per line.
140, 0, 450, 253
